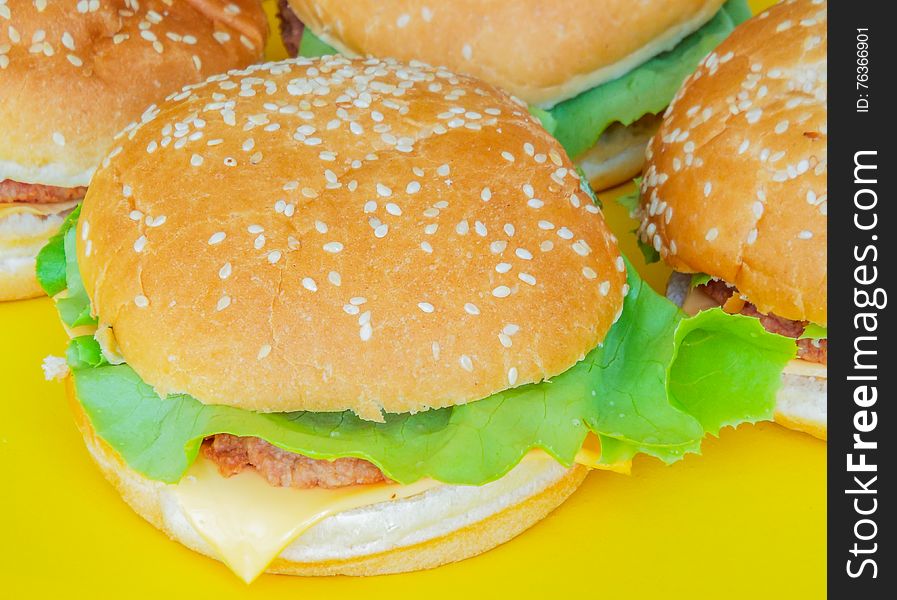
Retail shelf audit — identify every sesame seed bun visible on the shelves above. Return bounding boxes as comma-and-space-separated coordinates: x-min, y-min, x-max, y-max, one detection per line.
0, 0, 267, 189
69, 378, 587, 578
639, 0, 827, 324
77, 56, 627, 419
283, 0, 728, 108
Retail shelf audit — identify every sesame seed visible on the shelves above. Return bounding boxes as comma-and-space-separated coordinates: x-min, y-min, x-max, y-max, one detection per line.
359, 323, 372, 341
501, 151, 514, 162
456, 220, 469, 235
216, 295, 231, 311
208, 231, 226, 245
481, 187, 492, 201
518, 272, 536, 285
462, 44, 472, 60
557, 227, 573, 240
705, 228, 719, 241
599, 281, 611, 296
615, 257, 625, 272
219, 263, 232, 279
406, 181, 421, 194
133, 236, 147, 253
459, 354, 474, 371
418, 302, 435, 313
376, 183, 392, 197
490, 240, 507, 254
257, 345, 272, 360
134, 295, 149, 308
798, 230, 813, 239
267, 250, 282, 264
386, 203, 402, 216
496, 262, 512, 273
421, 241, 433, 253
323, 242, 344, 253
507, 367, 518, 386
374, 224, 389, 238
190, 153, 204, 167
703, 182, 712, 197
52, 132, 66, 146
515, 248, 533, 260
492, 285, 511, 298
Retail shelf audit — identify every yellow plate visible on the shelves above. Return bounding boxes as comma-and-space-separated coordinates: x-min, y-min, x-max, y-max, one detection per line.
3, 1, 823, 597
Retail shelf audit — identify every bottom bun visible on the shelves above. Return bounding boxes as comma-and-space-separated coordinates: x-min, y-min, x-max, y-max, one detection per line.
68, 379, 587, 577
0, 204, 74, 301
575, 114, 661, 192
665, 272, 827, 440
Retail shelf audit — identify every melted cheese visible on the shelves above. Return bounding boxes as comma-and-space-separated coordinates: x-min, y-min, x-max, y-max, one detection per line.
681, 286, 827, 381
174, 459, 441, 582
0, 199, 79, 218
173, 445, 624, 582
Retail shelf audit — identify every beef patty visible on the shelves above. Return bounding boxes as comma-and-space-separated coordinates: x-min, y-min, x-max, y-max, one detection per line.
0, 179, 87, 204
277, 0, 304, 57
202, 434, 387, 489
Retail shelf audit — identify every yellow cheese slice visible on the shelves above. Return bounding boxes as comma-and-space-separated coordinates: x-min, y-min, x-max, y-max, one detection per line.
173, 446, 623, 582
174, 458, 442, 582
0, 199, 79, 218
681, 285, 826, 381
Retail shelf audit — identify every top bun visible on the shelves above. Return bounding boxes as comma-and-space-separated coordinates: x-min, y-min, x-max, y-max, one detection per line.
638, 0, 827, 325
284, 0, 727, 107
0, 0, 267, 188
78, 56, 627, 420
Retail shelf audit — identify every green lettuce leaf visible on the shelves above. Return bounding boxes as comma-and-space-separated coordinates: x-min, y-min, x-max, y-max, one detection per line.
56, 244, 793, 484
543, 0, 750, 158
298, 28, 338, 57
799, 323, 827, 340
297, 2, 749, 161
36, 206, 81, 296
35, 204, 96, 327
690, 273, 713, 288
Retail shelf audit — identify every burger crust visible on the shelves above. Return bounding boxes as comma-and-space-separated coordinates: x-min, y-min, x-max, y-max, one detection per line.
78, 56, 627, 418
0, 0, 267, 189
639, 0, 827, 325
284, 0, 727, 107
69, 380, 587, 577
576, 115, 662, 191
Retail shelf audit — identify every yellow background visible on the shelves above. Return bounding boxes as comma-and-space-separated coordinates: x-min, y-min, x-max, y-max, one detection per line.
2, 1, 823, 597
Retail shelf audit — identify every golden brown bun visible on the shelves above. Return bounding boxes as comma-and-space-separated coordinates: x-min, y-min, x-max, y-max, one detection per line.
639, 0, 827, 324
576, 115, 661, 191
0, 0, 267, 188
0, 252, 43, 301
775, 373, 826, 440
69, 379, 587, 577
78, 56, 627, 419
285, 0, 727, 107
0, 201, 77, 301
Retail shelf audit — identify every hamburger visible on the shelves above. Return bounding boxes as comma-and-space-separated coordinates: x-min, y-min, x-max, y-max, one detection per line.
40, 55, 796, 582
0, 0, 267, 301
637, 0, 827, 439
276, 0, 752, 191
